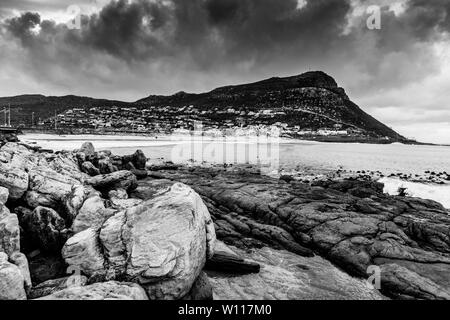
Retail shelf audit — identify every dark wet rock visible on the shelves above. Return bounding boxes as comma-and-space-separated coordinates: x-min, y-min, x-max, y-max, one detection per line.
86, 170, 138, 194
131, 169, 148, 180
123, 161, 136, 171
98, 158, 115, 174
280, 175, 294, 183
122, 149, 147, 170
147, 163, 180, 171
144, 166, 450, 300
206, 252, 261, 275
81, 161, 100, 176
28, 252, 66, 285
26, 207, 69, 253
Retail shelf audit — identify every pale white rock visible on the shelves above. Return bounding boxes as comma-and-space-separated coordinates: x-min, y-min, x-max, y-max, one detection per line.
0, 143, 41, 174
214, 240, 239, 258
9, 252, 32, 291
99, 211, 127, 277
64, 182, 216, 300
37, 281, 148, 300
0, 209, 20, 256
27, 166, 80, 208
0, 163, 29, 201
108, 188, 142, 210
0, 202, 10, 220
50, 154, 88, 182
0, 186, 9, 204
0, 252, 27, 300
110, 198, 143, 210
0, 150, 12, 163
108, 189, 128, 200
62, 228, 105, 277
71, 195, 109, 233
63, 185, 92, 222
0, 142, 32, 156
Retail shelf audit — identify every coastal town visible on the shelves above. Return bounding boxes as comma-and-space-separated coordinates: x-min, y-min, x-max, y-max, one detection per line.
34, 103, 381, 142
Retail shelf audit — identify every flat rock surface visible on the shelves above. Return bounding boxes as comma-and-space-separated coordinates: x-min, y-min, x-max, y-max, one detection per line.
145, 166, 450, 300
207, 246, 384, 300
37, 281, 148, 300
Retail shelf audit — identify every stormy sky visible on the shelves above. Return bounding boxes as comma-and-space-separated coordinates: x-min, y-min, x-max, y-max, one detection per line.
0, 0, 449, 143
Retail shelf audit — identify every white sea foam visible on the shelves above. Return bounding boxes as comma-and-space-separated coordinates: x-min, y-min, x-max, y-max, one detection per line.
379, 177, 450, 209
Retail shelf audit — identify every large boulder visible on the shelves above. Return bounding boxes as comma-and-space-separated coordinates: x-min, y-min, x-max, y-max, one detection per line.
0, 164, 29, 201
0, 252, 27, 300
122, 150, 147, 170
62, 182, 216, 300
27, 166, 81, 209
79, 142, 95, 159
86, 170, 138, 193
37, 281, 148, 300
49, 153, 88, 182
1, 143, 36, 171
9, 252, 32, 291
26, 207, 68, 253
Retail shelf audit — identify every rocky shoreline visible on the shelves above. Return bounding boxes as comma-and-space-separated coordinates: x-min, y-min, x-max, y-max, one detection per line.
0, 141, 449, 300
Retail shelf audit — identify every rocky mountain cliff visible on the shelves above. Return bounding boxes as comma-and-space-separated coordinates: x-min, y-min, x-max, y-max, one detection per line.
1, 71, 407, 142
138, 71, 406, 141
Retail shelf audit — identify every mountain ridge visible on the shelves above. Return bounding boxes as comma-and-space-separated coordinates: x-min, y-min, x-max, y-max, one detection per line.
1, 71, 408, 142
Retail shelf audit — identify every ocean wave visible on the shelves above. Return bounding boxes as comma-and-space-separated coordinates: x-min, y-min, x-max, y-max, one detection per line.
379, 177, 450, 209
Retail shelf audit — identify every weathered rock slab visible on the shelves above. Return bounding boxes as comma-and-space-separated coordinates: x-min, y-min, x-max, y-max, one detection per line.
37, 281, 148, 300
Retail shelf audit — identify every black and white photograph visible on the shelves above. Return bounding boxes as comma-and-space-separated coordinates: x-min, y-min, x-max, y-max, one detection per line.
0, 0, 449, 308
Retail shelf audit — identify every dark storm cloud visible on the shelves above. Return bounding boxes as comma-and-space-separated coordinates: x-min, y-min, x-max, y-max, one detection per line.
2, 0, 450, 142
1, 0, 352, 65
404, 0, 450, 38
